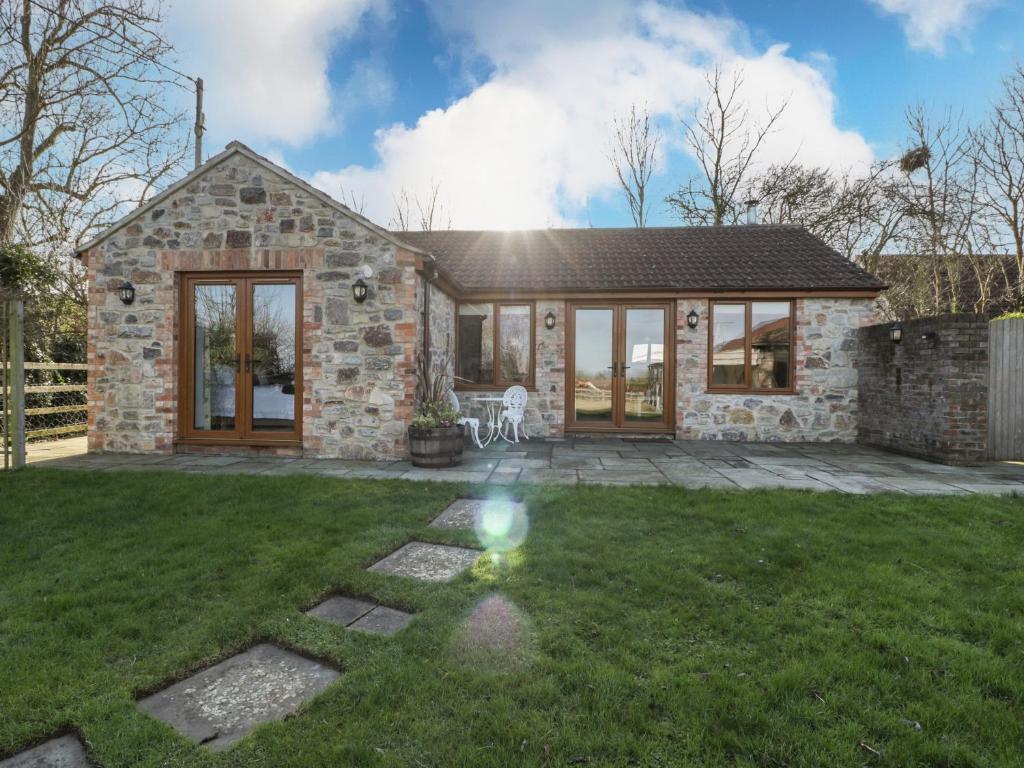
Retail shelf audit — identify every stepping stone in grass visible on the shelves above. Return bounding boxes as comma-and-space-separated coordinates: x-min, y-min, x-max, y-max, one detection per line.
349, 606, 414, 635
367, 542, 482, 582
429, 497, 527, 530
305, 596, 413, 636
137, 643, 339, 751
0, 734, 89, 768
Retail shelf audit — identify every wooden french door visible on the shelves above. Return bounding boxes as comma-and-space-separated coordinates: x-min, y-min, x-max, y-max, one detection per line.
179, 273, 302, 444
566, 302, 675, 433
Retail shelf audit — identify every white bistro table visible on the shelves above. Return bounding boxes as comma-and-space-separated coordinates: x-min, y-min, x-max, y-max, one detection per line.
472, 396, 506, 446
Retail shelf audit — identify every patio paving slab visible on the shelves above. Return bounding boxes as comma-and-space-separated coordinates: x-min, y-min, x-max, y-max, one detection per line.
0, 735, 89, 768
31, 437, 1024, 494
137, 644, 339, 751
662, 474, 739, 489
578, 469, 669, 485
599, 457, 657, 468
948, 483, 1024, 495
487, 467, 522, 484
726, 470, 834, 492
367, 542, 482, 581
400, 469, 493, 483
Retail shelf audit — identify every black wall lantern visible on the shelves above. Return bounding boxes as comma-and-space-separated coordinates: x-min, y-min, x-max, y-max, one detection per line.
544, 311, 557, 330
118, 281, 135, 306
352, 277, 368, 304
686, 309, 699, 329
889, 321, 903, 344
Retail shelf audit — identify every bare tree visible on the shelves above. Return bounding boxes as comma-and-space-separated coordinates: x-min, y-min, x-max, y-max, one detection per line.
389, 182, 451, 231
666, 67, 788, 226
608, 103, 660, 227
336, 186, 366, 216
892, 106, 979, 314
0, 0, 190, 249
752, 161, 904, 267
973, 64, 1024, 304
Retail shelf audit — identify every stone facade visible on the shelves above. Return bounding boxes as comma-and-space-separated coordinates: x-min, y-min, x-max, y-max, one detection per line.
856, 314, 990, 464
85, 148, 421, 459
676, 298, 875, 442
451, 299, 566, 438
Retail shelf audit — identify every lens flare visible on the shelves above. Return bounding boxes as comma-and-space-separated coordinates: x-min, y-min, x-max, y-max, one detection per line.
451, 594, 536, 672
473, 498, 529, 554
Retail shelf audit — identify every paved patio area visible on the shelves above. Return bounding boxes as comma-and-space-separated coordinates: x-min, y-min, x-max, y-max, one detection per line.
24, 437, 1024, 495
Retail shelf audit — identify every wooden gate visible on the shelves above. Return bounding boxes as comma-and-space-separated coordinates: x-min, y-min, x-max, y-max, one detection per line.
988, 317, 1024, 461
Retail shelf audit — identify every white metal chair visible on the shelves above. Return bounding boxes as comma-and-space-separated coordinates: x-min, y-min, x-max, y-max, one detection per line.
447, 390, 483, 448
498, 385, 529, 443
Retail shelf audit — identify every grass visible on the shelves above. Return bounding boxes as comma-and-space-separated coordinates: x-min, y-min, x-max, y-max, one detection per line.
1, 469, 1022, 767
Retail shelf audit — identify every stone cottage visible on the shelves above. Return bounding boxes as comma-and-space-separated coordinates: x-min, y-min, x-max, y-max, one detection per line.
79, 141, 885, 459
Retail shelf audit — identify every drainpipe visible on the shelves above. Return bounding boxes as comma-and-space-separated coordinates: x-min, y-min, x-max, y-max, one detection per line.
422, 269, 433, 369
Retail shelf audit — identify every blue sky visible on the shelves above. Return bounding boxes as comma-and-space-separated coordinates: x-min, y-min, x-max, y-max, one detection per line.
166, 0, 1023, 229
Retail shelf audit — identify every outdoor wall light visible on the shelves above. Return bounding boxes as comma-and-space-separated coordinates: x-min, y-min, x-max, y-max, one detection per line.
118, 281, 135, 306
686, 309, 700, 329
889, 321, 903, 344
544, 311, 557, 330
352, 277, 368, 304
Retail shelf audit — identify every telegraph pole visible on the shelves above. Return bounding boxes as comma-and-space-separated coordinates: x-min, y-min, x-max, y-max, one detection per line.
194, 77, 205, 169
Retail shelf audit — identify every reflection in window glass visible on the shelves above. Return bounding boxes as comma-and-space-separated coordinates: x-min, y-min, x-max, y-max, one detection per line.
193, 284, 236, 430
251, 283, 297, 431
711, 304, 746, 386
498, 305, 531, 383
751, 301, 791, 389
574, 308, 614, 422
457, 304, 493, 385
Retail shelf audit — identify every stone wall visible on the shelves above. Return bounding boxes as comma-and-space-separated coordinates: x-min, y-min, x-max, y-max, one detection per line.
453, 299, 566, 438
85, 149, 420, 459
676, 298, 874, 442
856, 314, 989, 464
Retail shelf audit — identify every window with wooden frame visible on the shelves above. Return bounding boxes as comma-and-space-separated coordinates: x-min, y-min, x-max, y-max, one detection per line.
708, 300, 795, 393
455, 302, 534, 388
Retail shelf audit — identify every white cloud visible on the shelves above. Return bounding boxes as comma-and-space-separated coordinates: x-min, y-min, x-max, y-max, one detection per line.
868, 0, 990, 54
310, 1, 873, 230
166, 0, 388, 147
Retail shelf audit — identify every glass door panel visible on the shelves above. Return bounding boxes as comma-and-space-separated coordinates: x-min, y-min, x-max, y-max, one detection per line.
623, 308, 666, 425
192, 284, 238, 432
250, 283, 297, 432
573, 308, 615, 424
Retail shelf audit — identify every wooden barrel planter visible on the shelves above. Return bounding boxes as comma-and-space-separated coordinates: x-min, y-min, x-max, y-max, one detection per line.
408, 425, 464, 468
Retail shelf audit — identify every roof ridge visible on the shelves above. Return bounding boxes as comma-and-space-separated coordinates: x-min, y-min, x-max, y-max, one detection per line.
394, 223, 808, 236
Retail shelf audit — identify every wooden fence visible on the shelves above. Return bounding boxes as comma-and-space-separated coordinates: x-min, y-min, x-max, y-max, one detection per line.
2, 298, 87, 469
988, 317, 1024, 461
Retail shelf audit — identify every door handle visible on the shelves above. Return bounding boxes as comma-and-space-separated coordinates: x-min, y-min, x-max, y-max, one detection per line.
244, 353, 251, 373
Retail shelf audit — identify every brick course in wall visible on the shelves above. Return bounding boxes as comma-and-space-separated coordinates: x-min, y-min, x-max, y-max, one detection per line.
856, 314, 990, 464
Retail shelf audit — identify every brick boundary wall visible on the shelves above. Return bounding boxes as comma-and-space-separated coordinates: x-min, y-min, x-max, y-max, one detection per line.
856, 314, 990, 465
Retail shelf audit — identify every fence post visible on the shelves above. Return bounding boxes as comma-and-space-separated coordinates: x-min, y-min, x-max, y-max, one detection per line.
7, 298, 25, 468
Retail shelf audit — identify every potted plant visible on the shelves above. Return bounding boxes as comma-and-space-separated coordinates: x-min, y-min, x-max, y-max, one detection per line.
408, 349, 464, 468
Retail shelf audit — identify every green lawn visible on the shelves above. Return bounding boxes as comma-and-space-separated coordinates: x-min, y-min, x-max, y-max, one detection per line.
1, 469, 1022, 767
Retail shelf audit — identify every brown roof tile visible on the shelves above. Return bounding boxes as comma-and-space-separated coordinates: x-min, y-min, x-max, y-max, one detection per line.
394, 225, 885, 293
